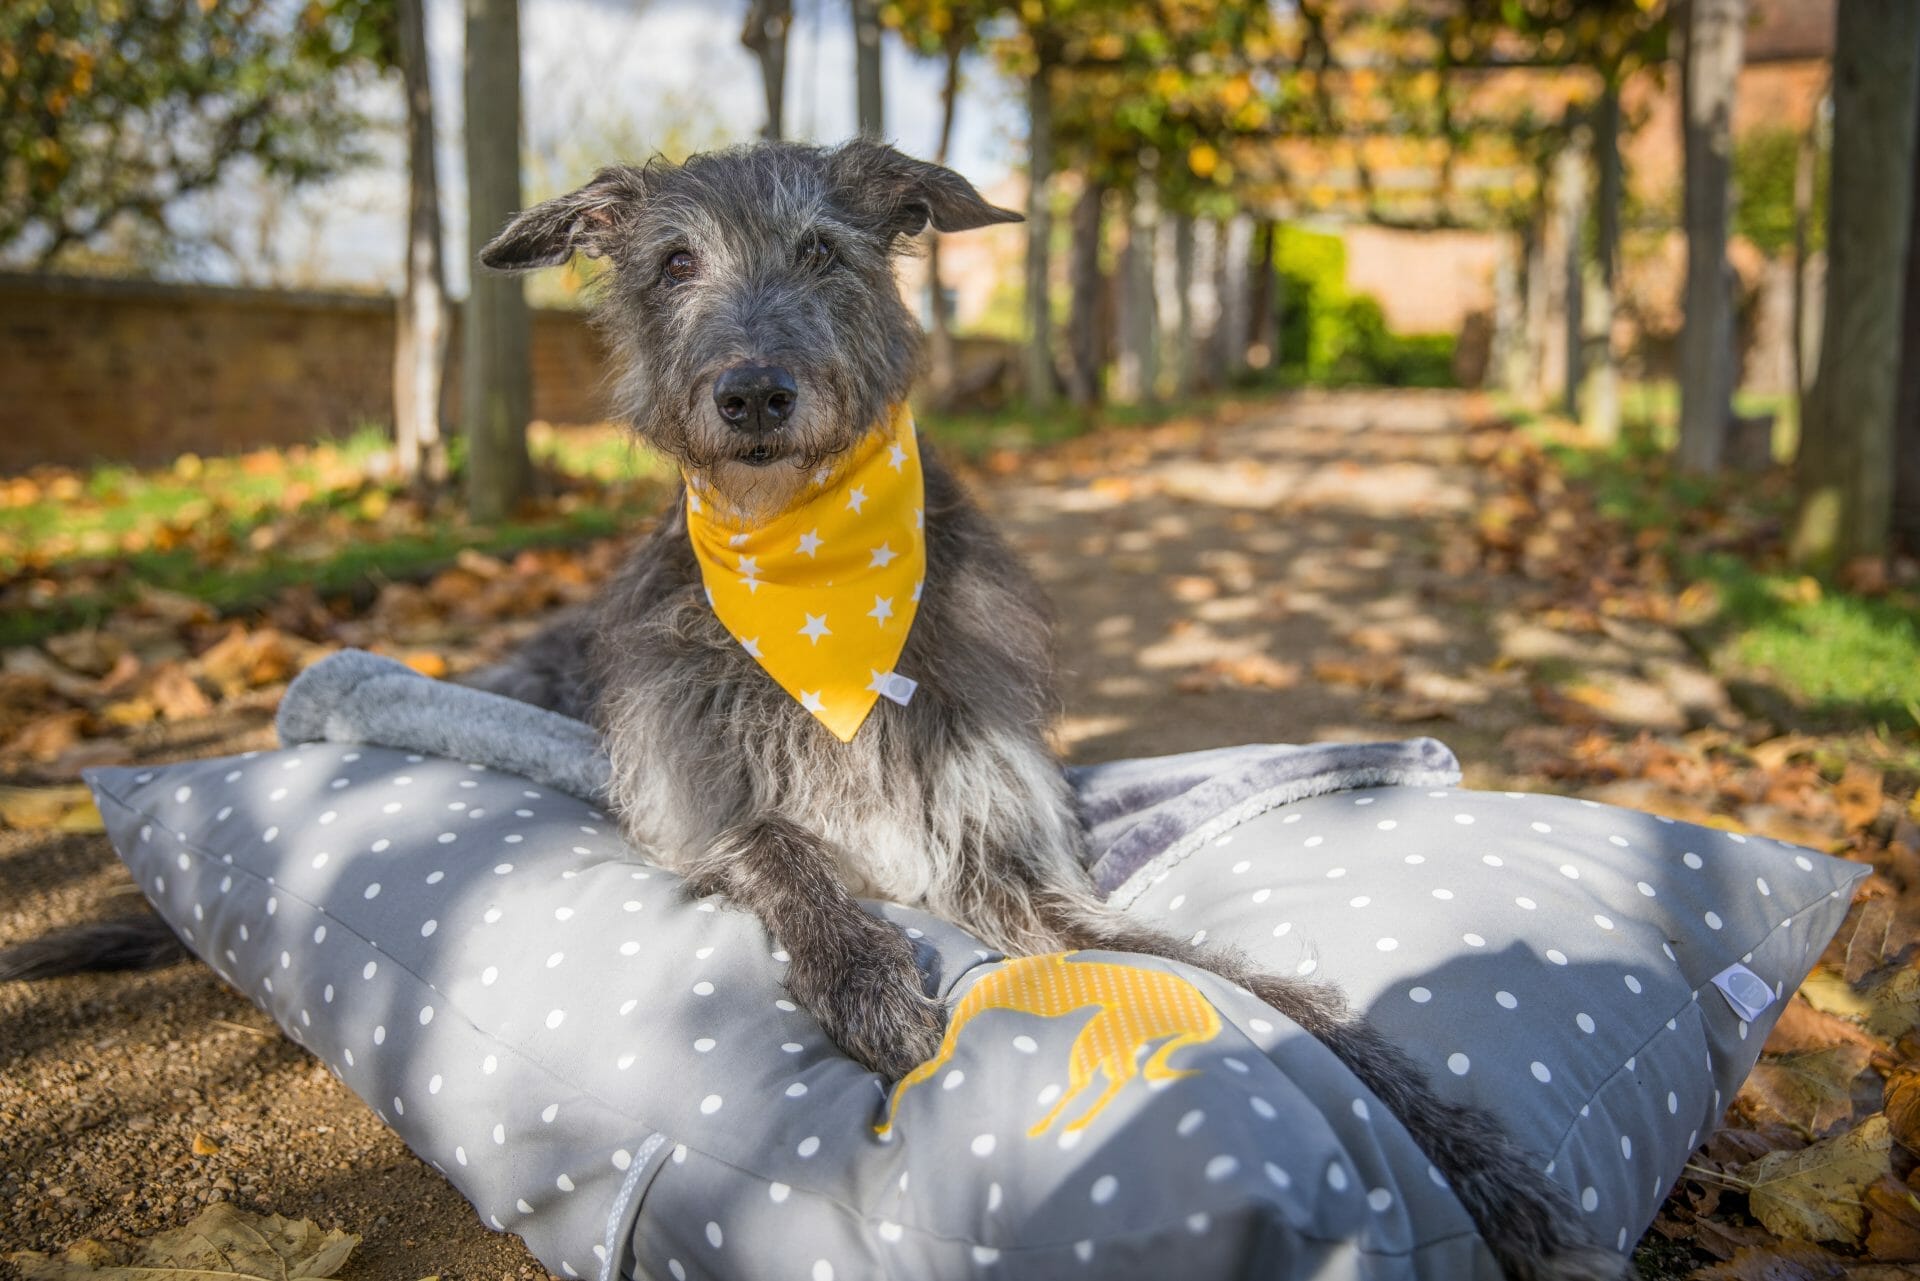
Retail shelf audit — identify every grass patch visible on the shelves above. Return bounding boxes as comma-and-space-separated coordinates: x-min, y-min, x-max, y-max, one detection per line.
1517, 402, 1920, 735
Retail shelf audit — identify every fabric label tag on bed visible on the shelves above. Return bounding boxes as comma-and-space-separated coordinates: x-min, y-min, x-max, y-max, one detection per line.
1710, 963, 1775, 1021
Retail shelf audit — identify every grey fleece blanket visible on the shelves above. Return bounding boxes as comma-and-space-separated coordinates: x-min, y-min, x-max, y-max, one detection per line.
277, 649, 1461, 901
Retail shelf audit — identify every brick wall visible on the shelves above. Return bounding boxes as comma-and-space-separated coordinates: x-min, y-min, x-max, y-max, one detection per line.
0, 273, 612, 472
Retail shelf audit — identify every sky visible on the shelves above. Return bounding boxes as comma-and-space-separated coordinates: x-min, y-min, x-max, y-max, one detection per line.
218, 0, 1025, 294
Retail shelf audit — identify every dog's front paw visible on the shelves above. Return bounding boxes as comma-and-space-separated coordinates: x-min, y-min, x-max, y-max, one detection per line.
796, 921, 946, 1081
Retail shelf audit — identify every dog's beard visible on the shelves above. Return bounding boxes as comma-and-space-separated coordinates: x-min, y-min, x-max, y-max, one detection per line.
652, 397, 872, 525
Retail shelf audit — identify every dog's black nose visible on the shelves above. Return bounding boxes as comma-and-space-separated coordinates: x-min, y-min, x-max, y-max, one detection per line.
713, 365, 799, 434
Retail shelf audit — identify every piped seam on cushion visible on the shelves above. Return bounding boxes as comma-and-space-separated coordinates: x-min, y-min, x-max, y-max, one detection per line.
599, 1130, 670, 1281
1106, 768, 1461, 912
87, 776, 680, 1162
1538, 869, 1863, 1168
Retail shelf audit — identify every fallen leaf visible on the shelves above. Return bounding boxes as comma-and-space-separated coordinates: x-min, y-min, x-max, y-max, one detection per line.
1764, 997, 1883, 1056
1836, 764, 1886, 833
1312, 654, 1404, 690
1167, 575, 1218, 603
2, 710, 89, 762
1865, 1174, 1920, 1261
149, 665, 214, 720
1695, 1241, 1850, 1279
1749, 733, 1823, 772
1799, 969, 1874, 1023
1206, 654, 1301, 691
400, 651, 449, 680
44, 631, 127, 678
1832, 896, 1920, 983
1744, 1115, 1892, 1245
1865, 968, 1920, 1041
1886, 1066, 1920, 1153
1735, 1045, 1874, 1136
0, 784, 103, 832
9, 1203, 357, 1279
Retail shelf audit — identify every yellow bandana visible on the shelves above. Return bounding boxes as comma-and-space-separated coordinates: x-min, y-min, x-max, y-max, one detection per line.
685, 404, 925, 742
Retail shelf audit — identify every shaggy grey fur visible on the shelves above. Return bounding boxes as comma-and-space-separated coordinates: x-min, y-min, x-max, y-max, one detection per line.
469, 138, 1620, 1281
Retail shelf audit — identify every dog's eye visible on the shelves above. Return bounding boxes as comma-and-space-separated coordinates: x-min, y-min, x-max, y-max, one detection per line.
798, 233, 835, 269
661, 250, 696, 284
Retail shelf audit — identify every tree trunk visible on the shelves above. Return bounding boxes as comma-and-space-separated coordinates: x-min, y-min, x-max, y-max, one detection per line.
1247, 219, 1277, 371
852, 0, 883, 138
1522, 207, 1553, 403
1492, 232, 1525, 394
1113, 183, 1158, 405
923, 39, 962, 409
1222, 213, 1254, 381
1191, 217, 1223, 392
1677, 0, 1747, 474
1023, 46, 1055, 408
394, 0, 448, 485
1585, 82, 1622, 444
462, 0, 533, 523
1555, 125, 1588, 420
1792, 102, 1820, 430
1171, 211, 1195, 398
1897, 75, 1920, 556
741, 0, 792, 142
1065, 176, 1104, 409
1791, 0, 1920, 566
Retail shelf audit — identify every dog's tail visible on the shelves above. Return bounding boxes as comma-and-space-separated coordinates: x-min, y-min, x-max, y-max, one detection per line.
0, 913, 185, 982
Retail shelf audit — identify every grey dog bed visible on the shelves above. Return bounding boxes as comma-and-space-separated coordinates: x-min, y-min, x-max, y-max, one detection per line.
85, 650, 1864, 1280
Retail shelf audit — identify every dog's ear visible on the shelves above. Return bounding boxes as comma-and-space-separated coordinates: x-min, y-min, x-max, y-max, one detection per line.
478, 167, 648, 271
829, 139, 1023, 239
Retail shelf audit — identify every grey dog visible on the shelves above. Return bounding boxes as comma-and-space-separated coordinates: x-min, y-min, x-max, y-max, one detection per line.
461, 139, 1622, 1281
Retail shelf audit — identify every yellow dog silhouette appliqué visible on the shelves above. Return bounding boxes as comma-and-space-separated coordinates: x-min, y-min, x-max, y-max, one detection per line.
877, 952, 1223, 1138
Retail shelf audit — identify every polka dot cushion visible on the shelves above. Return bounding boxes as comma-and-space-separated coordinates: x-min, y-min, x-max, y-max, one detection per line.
85, 745, 1863, 1281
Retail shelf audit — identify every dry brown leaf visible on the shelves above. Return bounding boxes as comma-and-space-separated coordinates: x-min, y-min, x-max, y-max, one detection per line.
400, 651, 449, 680
1529, 682, 1609, 727
1864, 968, 1920, 1041
1695, 1241, 1850, 1279
149, 664, 214, 720
2, 709, 89, 762
1886, 1067, 1920, 1153
1364, 697, 1456, 723
9, 1203, 358, 1280
196, 627, 306, 696
1799, 969, 1874, 1023
1735, 1045, 1874, 1137
1864, 1174, 1920, 1261
1687, 1215, 1776, 1262
1206, 654, 1301, 691
0, 784, 103, 832
1312, 654, 1404, 690
1836, 764, 1887, 834
1764, 997, 1883, 1056
1744, 1115, 1892, 1245
44, 631, 128, 678
1751, 735, 1823, 773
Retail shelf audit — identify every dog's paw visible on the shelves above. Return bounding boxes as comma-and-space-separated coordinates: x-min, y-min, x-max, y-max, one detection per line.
800, 922, 946, 1081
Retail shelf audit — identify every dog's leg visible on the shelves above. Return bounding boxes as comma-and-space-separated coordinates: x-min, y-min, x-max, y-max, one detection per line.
1032, 897, 1624, 1281
684, 814, 945, 1081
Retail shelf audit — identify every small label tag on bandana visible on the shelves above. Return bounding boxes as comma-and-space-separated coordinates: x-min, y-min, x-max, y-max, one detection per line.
1710, 963, 1774, 1022
876, 672, 917, 706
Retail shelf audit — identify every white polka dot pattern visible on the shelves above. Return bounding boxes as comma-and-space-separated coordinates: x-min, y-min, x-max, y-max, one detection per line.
84, 741, 1865, 1281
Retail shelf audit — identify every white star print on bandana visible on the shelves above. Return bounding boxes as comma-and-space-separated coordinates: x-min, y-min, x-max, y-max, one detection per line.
683, 404, 926, 742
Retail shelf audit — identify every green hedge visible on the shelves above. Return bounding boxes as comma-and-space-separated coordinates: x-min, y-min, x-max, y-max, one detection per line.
1273, 225, 1455, 388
